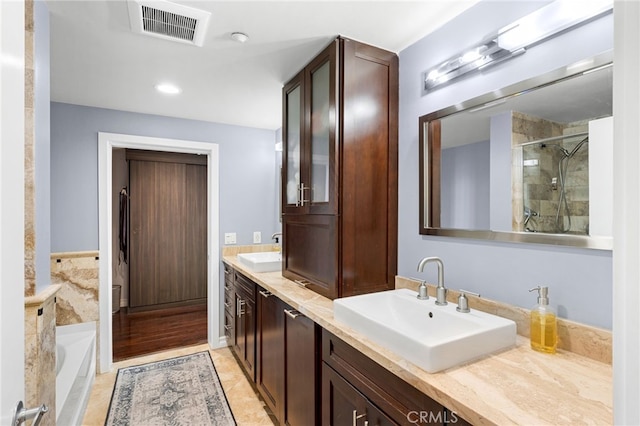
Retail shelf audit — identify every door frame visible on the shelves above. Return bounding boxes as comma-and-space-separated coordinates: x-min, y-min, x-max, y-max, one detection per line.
0, 0, 25, 421
98, 132, 221, 373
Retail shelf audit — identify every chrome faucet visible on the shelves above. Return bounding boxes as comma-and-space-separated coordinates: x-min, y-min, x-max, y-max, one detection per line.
417, 257, 447, 305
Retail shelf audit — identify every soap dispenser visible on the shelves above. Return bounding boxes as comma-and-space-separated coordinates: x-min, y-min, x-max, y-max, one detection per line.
528, 286, 557, 354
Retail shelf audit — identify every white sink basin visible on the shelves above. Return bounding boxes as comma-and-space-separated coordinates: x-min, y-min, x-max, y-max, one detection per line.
237, 251, 281, 272
333, 288, 516, 373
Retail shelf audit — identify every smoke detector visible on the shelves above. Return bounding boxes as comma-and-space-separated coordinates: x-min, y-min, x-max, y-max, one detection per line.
127, 0, 211, 47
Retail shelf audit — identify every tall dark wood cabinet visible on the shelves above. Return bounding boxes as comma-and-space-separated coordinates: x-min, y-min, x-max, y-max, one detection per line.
282, 36, 398, 299
128, 150, 207, 311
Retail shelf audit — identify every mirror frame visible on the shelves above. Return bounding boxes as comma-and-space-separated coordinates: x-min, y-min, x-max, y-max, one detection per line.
419, 51, 613, 250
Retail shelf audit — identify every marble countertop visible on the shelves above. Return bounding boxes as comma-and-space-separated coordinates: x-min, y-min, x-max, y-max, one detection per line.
223, 255, 612, 425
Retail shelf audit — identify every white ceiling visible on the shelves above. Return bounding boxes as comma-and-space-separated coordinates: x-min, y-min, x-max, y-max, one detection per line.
46, 0, 480, 131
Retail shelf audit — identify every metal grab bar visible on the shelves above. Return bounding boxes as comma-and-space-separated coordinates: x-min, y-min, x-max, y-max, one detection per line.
12, 401, 48, 426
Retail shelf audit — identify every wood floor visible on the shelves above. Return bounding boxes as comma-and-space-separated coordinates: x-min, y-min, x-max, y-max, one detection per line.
112, 303, 208, 362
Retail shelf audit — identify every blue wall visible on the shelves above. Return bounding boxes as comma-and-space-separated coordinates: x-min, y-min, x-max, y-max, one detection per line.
441, 140, 490, 230
50, 102, 279, 252
398, 1, 613, 328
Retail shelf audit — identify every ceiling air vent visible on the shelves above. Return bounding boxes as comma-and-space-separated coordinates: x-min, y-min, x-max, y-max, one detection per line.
127, 0, 211, 47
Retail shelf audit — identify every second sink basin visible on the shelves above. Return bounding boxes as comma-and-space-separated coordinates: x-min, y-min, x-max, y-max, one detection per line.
237, 251, 281, 272
333, 288, 516, 373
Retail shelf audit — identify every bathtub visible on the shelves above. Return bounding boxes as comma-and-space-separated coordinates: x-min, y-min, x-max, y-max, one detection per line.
56, 322, 96, 426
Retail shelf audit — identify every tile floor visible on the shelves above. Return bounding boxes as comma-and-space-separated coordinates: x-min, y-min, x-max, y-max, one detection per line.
83, 344, 275, 425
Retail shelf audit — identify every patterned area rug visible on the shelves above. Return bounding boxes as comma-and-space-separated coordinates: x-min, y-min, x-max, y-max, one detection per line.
105, 351, 236, 426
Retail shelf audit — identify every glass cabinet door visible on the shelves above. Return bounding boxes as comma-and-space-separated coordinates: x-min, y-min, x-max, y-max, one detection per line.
306, 41, 337, 214
283, 72, 305, 213
282, 40, 337, 215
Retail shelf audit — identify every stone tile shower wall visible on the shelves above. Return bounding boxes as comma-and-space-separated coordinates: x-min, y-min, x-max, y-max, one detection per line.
511, 111, 589, 234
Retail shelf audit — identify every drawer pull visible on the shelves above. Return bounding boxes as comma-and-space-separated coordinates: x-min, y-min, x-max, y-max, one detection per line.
224, 269, 230, 275
352, 410, 366, 426
294, 279, 309, 288
284, 309, 301, 319
224, 302, 231, 309
259, 290, 272, 298
224, 324, 232, 331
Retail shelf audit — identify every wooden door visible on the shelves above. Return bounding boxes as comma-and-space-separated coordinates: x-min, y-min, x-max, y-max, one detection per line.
128, 151, 207, 310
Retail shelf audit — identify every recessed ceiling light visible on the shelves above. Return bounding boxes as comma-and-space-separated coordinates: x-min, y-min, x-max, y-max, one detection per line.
155, 83, 181, 95
231, 32, 249, 43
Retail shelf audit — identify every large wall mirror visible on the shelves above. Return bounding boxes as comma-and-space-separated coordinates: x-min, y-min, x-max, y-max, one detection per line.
419, 51, 613, 250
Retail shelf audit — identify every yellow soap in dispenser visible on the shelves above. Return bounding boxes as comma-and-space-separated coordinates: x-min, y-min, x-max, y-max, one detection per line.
528, 286, 557, 354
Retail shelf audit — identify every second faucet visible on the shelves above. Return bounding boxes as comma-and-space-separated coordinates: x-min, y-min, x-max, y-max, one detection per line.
417, 257, 447, 306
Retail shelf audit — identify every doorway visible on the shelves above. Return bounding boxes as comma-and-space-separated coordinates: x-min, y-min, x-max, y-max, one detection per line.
111, 148, 209, 361
98, 132, 221, 373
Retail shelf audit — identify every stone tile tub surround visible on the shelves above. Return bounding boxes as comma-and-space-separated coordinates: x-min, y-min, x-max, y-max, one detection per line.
50, 251, 101, 367
223, 255, 612, 425
25, 284, 61, 426
396, 276, 612, 365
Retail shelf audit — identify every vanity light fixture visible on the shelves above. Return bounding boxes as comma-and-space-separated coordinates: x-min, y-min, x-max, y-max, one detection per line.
154, 83, 182, 95
423, 0, 612, 92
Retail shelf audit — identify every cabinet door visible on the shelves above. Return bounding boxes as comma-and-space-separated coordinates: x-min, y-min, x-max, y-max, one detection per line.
282, 214, 339, 299
244, 294, 256, 378
285, 309, 319, 426
306, 40, 338, 215
256, 288, 285, 421
282, 40, 338, 215
233, 281, 256, 381
322, 364, 396, 426
283, 70, 306, 214
340, 38, 399, 297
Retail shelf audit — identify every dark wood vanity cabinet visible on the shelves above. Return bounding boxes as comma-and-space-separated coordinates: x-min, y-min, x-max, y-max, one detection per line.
223, 263, 235, 346
233, 270, 256, 380
282, 36, 398, 300
257, 286, 320, 426
322, 330, 469, 426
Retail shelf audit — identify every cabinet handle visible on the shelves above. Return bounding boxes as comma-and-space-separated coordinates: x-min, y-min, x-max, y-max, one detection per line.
298, 182, 310, 206
224, 325, 232, 331
284, 309, 301, 319
224, 269, 230, 275
259, 290, 272, 298
352, 410, 366, 426
237, 299, 245, 317
294, 279, 309, 288
224, 302, 231, 309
